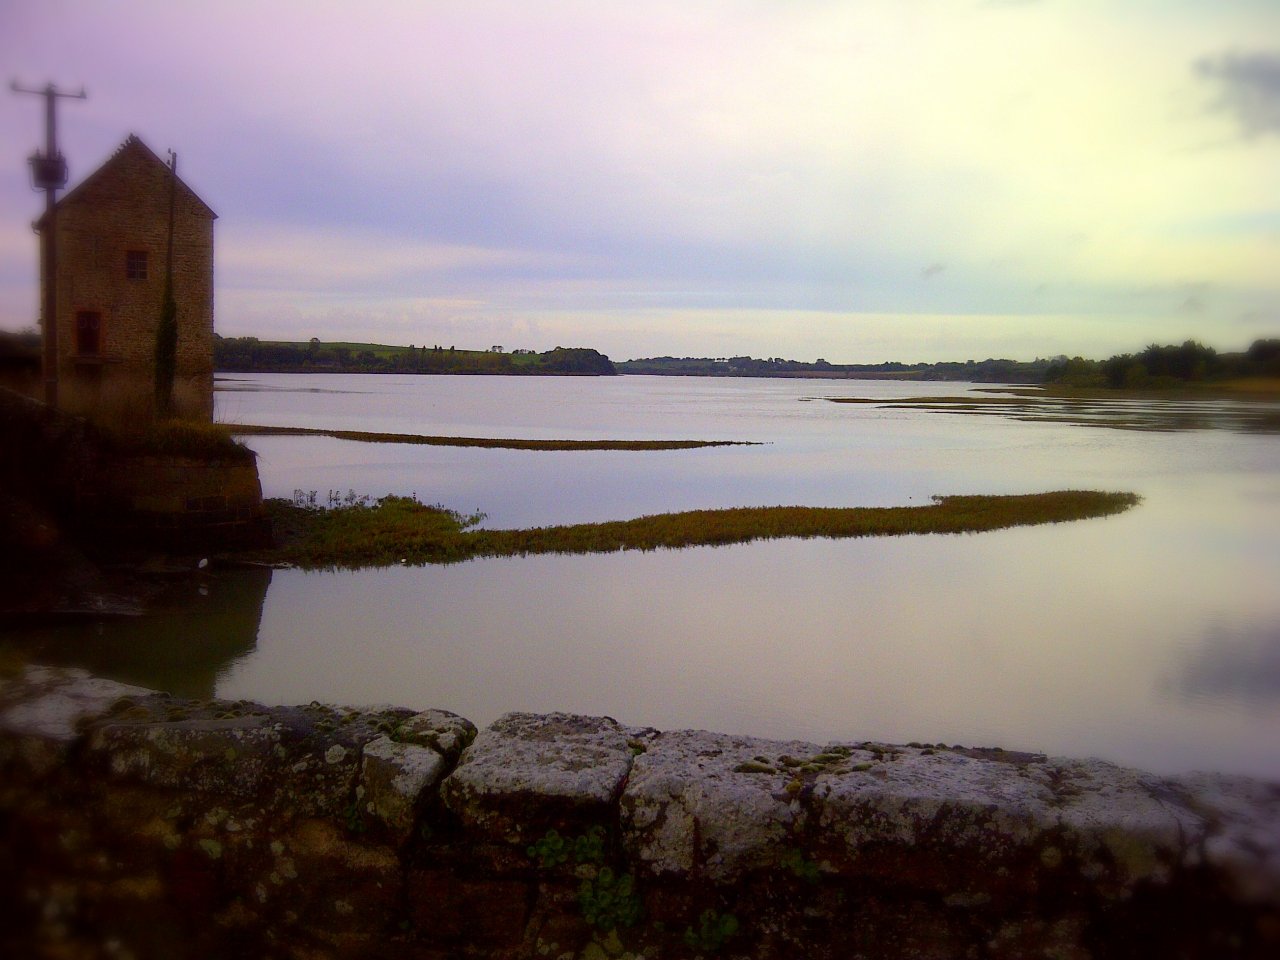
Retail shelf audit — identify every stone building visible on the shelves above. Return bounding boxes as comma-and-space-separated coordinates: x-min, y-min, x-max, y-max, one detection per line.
36, 135, 216, 423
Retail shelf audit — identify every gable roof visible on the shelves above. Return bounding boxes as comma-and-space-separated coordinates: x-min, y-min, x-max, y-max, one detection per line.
37, 134, 217, 228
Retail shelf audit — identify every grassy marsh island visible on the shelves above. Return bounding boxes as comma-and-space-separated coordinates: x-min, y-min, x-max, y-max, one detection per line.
256, 490, 1141, 569
228, 424, 758, 451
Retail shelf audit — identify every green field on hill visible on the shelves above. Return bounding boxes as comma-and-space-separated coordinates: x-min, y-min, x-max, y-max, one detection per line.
213, 337, 616, 375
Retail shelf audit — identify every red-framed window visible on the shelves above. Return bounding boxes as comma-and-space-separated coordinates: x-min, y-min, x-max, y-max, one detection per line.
126, 250, 148, 280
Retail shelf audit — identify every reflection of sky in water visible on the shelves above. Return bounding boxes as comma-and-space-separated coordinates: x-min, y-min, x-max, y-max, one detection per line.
217, 374, 1254, 529
837, 392, 1280, 434
28, 373, 1278, 778
1176, 621, 1280, 704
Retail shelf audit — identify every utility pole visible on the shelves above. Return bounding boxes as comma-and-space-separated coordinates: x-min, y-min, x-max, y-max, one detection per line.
11, 80, 87, 409
154, 149, 178, 418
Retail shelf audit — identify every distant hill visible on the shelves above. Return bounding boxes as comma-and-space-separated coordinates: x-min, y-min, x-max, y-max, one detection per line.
213, 338, 616, 376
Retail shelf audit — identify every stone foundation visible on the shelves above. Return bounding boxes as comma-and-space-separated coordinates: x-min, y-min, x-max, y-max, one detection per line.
1, 386, 269, 560
2, 665, 1278, 959
91, 452, 269, 552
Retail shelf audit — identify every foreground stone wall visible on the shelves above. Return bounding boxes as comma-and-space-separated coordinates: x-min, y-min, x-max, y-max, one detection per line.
2, 665, 1277, 959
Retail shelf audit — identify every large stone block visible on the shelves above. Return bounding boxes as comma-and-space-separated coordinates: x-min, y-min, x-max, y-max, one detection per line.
441, 712, 650, 845
357, 710, 475, 842
271, 818, 403, 946
83, 696, 421, 819
0, 664, 153, 776
1176, 772, 1280, 905
406, 868, 531, 948
619, 729, 1248, 903
620, 728, 814, 880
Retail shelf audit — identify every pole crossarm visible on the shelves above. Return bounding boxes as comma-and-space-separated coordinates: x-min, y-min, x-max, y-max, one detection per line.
10, 80, 88, 100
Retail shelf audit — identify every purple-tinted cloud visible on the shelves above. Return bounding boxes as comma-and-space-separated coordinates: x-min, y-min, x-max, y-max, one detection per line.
1196, 50, 1280, 138
1, 2, 1276, 362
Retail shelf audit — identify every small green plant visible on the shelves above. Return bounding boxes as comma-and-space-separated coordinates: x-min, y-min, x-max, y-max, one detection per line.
328, 488, 372, 509
578, 867, 643, 931
527, 825, 607, 868
781, 847, 820, 883
683, 909, 739, 952
527, 828, 570, 868
375, 718, 410, 742
529, 827, 638, 933
342, 798, 365, 835
572, 825, 607, 865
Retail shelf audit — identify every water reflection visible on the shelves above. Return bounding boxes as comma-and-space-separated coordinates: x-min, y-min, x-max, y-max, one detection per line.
8, 374, 1278, 779
824, 391, 1280, 434
1, 568, 271, 699
1177, 620, 1280, 704
217, 381, 372, 395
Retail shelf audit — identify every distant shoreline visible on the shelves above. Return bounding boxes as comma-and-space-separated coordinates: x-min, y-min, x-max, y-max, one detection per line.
213, 336, 1280, 389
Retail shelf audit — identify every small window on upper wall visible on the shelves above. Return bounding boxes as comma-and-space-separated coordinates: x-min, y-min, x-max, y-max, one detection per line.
126, 250, 148, 280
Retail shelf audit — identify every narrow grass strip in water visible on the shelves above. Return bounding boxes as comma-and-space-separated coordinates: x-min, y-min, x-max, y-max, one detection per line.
228, 424, 756, 451
257, 490, 1140, 570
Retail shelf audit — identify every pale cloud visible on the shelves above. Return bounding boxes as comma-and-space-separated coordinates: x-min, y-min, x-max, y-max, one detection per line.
217, 224, 573, 292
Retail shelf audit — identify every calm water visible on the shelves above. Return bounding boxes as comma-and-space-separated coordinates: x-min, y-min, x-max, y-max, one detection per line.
16, 374, 1280, 778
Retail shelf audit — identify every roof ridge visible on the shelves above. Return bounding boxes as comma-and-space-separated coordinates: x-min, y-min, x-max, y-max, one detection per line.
36, 134, 217, 224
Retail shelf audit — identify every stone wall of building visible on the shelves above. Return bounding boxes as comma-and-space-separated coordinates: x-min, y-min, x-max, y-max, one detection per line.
91, 452, 269, 553
46, 136, 215, 423
2, 665, 1277, 959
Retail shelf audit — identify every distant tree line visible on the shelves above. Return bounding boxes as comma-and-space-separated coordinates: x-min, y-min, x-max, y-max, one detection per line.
0, 328, 41, 394
213, 337, 616, 376
615, 355, 1053, 383
618, 340, 1280, 386
1045, 339, 1280, 389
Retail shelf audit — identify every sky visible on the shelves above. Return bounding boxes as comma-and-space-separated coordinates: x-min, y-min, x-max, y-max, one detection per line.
1, 0, 1277, 364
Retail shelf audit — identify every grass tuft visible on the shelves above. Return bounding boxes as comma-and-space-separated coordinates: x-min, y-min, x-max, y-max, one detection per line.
109, 419, 255, 461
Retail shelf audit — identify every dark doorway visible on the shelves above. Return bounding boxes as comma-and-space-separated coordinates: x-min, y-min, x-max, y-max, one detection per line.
75, 310, 101, 355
